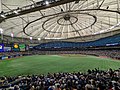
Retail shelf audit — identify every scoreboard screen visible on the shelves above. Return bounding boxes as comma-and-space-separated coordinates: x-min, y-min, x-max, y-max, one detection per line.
4, 47, 11, 52
12, 43, 20, 51
26, 45, 29, 51
19, 44, 26, 51
0, 44, 4, 52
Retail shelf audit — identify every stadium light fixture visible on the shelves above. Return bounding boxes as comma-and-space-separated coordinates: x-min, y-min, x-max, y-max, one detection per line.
11, 33, 14, 37
14, 10, 19, 14
0, 28, 3, 34
0, 14, 6, 18
45, 1, 49, 5
38, 38, 41, 41
30, 37, 32, 40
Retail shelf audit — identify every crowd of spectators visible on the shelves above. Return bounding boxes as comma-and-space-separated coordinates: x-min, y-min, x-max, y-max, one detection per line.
29, 50, 120, 60
0, 49, 120, 60
0, 50, 119, 89
0, 68, 120, 90
78, 50, 120, 60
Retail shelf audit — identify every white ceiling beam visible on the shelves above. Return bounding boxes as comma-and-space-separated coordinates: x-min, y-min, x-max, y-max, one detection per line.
0, 0, 2, 12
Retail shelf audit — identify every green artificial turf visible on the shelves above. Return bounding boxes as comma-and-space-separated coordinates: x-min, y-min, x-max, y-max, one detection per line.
0, 55, 120, 76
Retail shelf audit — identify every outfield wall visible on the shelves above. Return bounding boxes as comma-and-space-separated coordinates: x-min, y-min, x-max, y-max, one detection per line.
0, 52, 31, 60
31, 50, 120, 60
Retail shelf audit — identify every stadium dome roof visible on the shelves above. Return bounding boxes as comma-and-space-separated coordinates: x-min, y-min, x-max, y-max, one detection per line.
0, 0, 120, 40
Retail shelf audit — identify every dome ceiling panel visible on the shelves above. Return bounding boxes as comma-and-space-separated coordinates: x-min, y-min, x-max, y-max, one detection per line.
0, 0, 120, 40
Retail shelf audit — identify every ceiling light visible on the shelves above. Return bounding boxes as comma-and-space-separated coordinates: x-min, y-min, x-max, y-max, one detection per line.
45, 1, 49, 5
38, 38, 41, 41
0, 28, 3, 34
14, 10, 19, 14
30, 37, 32, 40
11, 33, 14, 37
0, 14, 6, 18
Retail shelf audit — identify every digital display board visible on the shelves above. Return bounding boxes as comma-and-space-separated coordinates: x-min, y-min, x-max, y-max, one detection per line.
19, 44, 26, 51
0, 44, 4, 52
12, 43, 20, 51
4, 47, 11, 52
26, 45, 29, 51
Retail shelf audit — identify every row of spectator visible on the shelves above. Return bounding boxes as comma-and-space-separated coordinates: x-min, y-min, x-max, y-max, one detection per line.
30, 50, 120, 60
0, 68, 120, 90
0, 49, 120, 60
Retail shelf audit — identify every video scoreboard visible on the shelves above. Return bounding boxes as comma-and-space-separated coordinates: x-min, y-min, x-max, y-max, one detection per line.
0, 43, 29, 52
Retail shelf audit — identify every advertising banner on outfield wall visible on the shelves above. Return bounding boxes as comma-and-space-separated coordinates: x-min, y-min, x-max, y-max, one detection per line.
12, 43, 20, 51
0, 44, 4, 52
4, 47, 11, 52
19, 44, 26, 51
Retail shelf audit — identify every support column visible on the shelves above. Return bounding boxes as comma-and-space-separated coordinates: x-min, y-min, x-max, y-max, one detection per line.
117, 0, 119, 11
0, 0, 2, 13
97, 0, 99, 8
0, 0, 2, 42
116, 0, 120, 23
